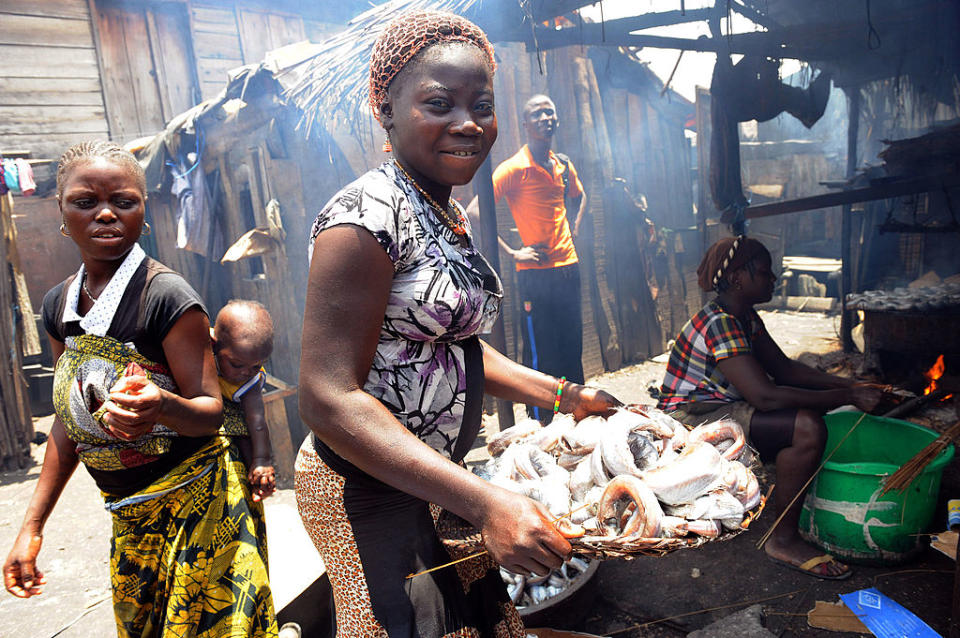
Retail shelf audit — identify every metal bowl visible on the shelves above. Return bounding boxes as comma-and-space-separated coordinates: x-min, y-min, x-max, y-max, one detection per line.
517, 559, 600, 628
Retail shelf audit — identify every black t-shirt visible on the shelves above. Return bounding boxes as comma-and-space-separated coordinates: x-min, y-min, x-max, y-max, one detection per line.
42, 258, 212, 496
42, 259, 206, 367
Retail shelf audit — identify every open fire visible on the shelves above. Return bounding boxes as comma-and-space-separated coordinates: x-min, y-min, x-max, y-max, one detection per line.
922, 354, 952, 400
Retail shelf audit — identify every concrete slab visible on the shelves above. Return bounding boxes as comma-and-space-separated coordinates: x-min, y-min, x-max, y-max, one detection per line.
264, 495, 325, 611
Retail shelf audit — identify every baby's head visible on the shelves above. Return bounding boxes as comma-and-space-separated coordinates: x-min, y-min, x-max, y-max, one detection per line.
212, 300, 274, 384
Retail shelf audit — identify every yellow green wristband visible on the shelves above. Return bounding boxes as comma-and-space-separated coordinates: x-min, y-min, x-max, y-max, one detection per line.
553, 376, 566, 414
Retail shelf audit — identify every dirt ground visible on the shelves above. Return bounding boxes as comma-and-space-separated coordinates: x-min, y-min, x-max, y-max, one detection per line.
1, 309, 956, 637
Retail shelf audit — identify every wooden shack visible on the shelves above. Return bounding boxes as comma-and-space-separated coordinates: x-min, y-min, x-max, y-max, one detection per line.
125, 57, 354, 481
692, 0, 960, 351
0, 0, 357, 476
0, 0, 352, 308
3, 0, 700, 438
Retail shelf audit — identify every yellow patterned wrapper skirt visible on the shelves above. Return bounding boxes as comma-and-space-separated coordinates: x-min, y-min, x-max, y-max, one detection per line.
105, 436, 277, 638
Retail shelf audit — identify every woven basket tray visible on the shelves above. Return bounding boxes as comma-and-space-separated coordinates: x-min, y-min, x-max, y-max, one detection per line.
436, 497, 765, 561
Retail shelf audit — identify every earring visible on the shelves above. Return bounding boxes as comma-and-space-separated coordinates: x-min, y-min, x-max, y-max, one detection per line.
60, 223, 70, 237
142, 221, 152, 236
382, 138, 393, 153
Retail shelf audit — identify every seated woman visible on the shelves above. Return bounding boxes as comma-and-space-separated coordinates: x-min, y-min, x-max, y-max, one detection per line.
657, 236, 882, 580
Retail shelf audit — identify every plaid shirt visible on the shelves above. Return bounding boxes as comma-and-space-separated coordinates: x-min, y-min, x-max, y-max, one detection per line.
657, 300, 765, 411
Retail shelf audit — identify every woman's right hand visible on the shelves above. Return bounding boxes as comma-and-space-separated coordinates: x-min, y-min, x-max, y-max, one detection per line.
850, 383, 885, 414
248, 462, 277, 502
479, 490, 571, 576
3, 532, 45, 598
104, 374, 164, 440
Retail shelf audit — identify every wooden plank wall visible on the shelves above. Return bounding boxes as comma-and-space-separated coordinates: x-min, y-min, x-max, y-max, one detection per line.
191, 3, 318, 101
148, 5, 201, 118
5, 0, 362, 308
96, 5, 162, 138
463, 43, 695, 374
10, 197, 81, 309
741, 149, 842, 255
0, 0, 109, 159
93, 1, 179, 142
191, 4, 245, 100
236, 8, 304, 66
454, 43, 699, 375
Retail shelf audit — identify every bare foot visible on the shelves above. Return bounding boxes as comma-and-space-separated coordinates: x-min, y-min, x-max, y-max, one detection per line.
764, 535, 851, 579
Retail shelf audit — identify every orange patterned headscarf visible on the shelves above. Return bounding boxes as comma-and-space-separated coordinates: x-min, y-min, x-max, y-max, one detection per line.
368, 10, 496, 119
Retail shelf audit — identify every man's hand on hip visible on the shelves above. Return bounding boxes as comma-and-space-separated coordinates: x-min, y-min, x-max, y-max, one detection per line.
513, 245, 543, 264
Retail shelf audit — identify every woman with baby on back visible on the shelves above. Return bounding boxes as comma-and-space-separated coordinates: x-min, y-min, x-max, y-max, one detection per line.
3, 141, 277, 636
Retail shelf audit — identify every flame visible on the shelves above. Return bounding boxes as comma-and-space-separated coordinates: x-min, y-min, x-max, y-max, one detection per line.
923, 354, 947, 397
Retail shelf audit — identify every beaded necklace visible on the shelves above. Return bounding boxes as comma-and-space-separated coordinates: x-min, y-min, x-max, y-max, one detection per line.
393, 160, 467, 236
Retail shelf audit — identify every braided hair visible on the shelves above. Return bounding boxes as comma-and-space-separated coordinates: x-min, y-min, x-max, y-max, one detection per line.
56, 141, 145, 201
696, 235, 770, 292
368, 10, 496, 120
713, 235, 742, 289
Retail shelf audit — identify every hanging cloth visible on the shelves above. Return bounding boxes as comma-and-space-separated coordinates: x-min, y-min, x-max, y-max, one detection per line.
2, 159, 21, 194
14, 159, 35, 196
168, 131, 221, 257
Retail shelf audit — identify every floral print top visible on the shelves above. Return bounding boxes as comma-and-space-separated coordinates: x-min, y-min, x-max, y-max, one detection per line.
309, 162, 502, 458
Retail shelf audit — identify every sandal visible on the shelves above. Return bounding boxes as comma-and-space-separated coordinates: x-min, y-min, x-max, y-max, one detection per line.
767, 553, 852, 580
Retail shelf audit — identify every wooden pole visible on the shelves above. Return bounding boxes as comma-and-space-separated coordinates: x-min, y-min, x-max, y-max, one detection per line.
951, 545, 960, 638
475, 157, 515, 432
722, 172, 960, 221
840, 88, 860, 352
528, 25, 801, 59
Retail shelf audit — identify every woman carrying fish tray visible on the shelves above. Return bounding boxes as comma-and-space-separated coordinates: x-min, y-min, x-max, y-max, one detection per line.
295, 10, 619, 637
655, 235, 887, 580
478, 401, 767, 563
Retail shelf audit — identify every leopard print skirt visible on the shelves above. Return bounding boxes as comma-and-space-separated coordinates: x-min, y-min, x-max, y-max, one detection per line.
294, 435, 526, 637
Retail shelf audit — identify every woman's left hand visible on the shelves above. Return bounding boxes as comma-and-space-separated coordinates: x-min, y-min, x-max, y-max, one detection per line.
103, 374, 164, 440
562, 384, 622, 421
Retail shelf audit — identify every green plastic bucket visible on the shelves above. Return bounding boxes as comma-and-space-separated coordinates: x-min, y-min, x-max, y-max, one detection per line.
799, 412, 954, 565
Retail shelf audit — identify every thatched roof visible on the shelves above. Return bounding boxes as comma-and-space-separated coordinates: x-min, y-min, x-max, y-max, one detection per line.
283, 0, 484, 138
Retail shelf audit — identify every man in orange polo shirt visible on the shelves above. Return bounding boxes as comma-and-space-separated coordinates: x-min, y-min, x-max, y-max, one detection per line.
493, 95, 588, 419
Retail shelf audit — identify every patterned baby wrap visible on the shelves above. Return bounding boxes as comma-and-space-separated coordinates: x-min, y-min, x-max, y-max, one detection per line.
53, 333, 181, 471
